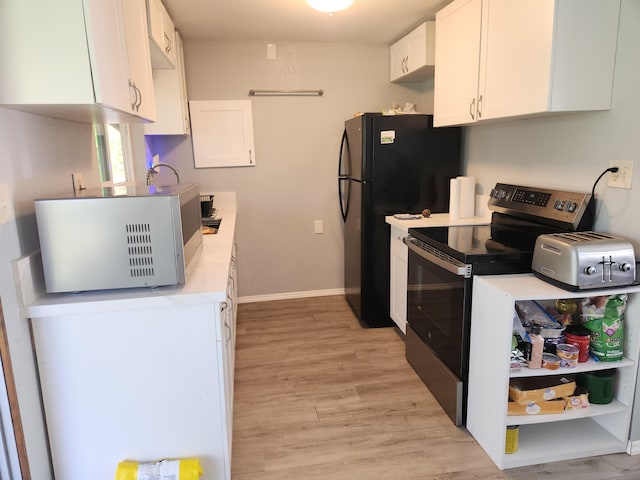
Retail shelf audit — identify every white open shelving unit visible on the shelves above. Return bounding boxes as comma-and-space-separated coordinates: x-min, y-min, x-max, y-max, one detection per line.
467, 274, 640, 469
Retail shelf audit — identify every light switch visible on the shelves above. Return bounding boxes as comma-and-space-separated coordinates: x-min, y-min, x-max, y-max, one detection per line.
0, 184, 15, 225
267, 43, 277, 60
314, 220, 323, 234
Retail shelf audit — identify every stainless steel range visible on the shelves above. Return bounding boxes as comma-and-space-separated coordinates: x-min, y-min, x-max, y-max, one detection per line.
404, 183, 594, 426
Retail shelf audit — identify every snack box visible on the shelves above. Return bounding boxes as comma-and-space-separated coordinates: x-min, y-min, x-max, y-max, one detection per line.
507, 399, 567, 416
564, 386, 590, 410
509, 375, 576, 405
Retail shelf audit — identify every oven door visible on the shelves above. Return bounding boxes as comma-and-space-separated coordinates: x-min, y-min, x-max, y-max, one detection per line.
404, 237, 472, 425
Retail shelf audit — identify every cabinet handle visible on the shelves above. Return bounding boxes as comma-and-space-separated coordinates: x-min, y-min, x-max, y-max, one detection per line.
477, 94, 483, 119
128, 80, 137, 111
134, 84, 142, 112
164, 32, 172, 54
249, 149, 253, 164
469, 98, 476, 120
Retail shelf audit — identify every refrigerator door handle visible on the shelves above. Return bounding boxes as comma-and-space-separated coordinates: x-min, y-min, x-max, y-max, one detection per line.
338, 129, 350, 222
338, 129, 349, 177
339, 177, 350, 222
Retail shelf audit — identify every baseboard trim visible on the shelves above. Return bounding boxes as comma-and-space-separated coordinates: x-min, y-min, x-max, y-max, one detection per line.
238, 288, 345, 304
627, 440, 640, 455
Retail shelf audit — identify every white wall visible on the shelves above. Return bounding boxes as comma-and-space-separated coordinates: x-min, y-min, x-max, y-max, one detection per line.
463, 0, 640, 441
147, 41, 433, 299
0, 107, 99, 479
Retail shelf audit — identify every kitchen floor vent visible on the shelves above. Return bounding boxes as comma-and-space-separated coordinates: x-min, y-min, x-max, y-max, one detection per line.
125, 223, 155, 278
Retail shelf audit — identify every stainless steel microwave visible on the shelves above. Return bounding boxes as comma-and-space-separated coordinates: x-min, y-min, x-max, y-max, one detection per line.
34, 183, 202, 293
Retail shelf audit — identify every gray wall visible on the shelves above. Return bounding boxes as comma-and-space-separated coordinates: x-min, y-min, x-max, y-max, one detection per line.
0, 108, 100, 479
147, 41, 433, 299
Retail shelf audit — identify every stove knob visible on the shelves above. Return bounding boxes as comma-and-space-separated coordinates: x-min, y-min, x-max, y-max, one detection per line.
584, 265, 597, 276
565, 201, 577, 212
620, 263, 632, 272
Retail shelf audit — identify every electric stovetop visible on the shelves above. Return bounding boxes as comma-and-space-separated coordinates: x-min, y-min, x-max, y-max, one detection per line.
408, 221, 561, 274
407, 182, 595, 274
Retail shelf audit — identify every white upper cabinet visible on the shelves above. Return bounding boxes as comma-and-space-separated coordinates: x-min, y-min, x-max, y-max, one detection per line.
147, 0, 177, 69
145, 32, 190, 135
190, 100, 256, 168
390, 22, 436, 83
120, 0, 156, 121
434, 0, 621, 127
0, 0, 156, 123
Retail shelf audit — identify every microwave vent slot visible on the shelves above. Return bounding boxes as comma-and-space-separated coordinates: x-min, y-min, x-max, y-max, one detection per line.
126, 223, 155, 278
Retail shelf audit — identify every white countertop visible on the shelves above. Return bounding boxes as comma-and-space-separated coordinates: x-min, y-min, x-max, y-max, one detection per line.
386, 212, 492, 232
26, 192, 237, 318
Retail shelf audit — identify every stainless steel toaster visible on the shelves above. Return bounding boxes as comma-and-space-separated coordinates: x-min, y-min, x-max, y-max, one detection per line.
532, 232, 636, 290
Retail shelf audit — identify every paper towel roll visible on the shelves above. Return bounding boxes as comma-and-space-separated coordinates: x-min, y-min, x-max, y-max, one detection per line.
458, 176, 476, 218
449, 178, 460, 220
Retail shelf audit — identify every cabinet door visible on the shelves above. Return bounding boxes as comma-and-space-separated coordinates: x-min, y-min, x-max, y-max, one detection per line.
84, 0, 132, 114
120, 0, 156, 121
190, 100, 256, 168
434, 0, 483, 126
389, 37, 410, 81
161, 7, 177, 67
480, 0, 555, 120
147, 0, 176, 69
389, 228, 408, 333
144, 31, 190, 135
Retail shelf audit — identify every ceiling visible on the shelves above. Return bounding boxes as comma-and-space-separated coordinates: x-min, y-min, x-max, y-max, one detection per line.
162, 0, 452, 44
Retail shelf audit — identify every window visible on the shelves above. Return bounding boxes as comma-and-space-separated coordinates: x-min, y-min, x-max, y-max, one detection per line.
95, 124, 134, 185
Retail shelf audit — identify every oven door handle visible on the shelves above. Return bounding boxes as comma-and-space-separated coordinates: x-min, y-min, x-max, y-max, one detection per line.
403, 236, 471, 278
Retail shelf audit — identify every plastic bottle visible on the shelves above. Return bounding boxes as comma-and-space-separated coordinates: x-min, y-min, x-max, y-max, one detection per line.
528, 324, 544, 369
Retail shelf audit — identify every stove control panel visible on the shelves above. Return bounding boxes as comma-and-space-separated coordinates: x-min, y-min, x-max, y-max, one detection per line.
488, 183, 593, 230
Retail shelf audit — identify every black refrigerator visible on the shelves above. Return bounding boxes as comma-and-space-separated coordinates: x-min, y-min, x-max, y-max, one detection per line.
338, 113, 461, 328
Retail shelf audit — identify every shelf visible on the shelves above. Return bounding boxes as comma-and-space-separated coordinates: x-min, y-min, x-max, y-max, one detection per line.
506, 399, 627, 426
467, 273, 640, 470
502, 418, 626, 469
477, 274, 640, 300
510, 357, 634, 378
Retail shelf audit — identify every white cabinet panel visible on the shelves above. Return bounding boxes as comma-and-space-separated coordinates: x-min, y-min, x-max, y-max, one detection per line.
0, 0, 156, 123
145, 32, 190, 135
120, 0, 156, 121
434, 0, 620, 127
467, 274, 640, 469
146, 0, 177, 69
433, 0, 483, 125
390, 22, 436, 83
190, 100, 256, 168
389, 227, 408, 333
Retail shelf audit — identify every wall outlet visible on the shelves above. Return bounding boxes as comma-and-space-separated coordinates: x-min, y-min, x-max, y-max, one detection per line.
314, 220, 323, 234
0, 184, 15, 225
608, 160, 633, 189
71, 172, 84, 194
152, 154, 160, 166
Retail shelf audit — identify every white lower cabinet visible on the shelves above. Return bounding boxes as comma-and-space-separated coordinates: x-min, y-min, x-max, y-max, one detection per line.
467, 274, 640, 469
32, 297, 235, 480
389, 226, 408, 333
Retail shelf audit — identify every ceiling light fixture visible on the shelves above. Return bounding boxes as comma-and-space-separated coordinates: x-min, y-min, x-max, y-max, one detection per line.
307, 0, 354, 14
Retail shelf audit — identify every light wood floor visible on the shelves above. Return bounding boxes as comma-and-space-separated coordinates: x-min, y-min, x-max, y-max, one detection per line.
231, 295, 640, 479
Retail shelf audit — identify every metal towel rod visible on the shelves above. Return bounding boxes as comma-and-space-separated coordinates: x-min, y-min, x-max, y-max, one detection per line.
248, 89, 323, 97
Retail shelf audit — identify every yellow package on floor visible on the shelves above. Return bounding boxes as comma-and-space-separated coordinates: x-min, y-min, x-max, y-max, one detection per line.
509, 375, 576, 405
116, 458, 203, 480
507, 399, 566, 415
